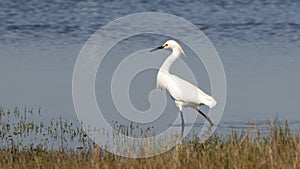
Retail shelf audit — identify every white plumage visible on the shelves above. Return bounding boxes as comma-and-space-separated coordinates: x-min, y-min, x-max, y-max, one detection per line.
150, 40, 216, 126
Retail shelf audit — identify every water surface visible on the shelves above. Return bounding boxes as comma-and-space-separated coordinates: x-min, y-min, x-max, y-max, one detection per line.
1, 0, 300, 135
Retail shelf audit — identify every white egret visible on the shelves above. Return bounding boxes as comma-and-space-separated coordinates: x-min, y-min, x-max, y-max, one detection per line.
150, 40, 216, 127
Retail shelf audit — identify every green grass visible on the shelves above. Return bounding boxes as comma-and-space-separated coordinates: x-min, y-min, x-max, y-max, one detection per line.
0, 107, 299, 169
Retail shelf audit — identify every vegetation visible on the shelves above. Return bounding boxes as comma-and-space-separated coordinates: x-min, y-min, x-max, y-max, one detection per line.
0, 107, 299, 169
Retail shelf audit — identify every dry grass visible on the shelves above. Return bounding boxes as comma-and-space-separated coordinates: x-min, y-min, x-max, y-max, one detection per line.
0, 107, 299, 169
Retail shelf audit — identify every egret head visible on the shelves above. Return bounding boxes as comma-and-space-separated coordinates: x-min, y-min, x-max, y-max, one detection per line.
150, 40, 185, 56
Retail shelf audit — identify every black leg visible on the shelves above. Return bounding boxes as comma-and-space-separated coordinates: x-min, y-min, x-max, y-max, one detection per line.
180, 111, 185, 136
197, 109, 213, 126
180, 111, 185, 126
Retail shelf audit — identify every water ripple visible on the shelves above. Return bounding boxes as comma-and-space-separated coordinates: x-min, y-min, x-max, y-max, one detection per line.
0, 0, 299, 46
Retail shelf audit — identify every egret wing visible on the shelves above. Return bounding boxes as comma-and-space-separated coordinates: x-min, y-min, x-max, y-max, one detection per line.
167, 75, 216, 107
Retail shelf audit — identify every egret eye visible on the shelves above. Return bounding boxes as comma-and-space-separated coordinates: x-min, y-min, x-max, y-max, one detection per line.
165, 44, 168, 47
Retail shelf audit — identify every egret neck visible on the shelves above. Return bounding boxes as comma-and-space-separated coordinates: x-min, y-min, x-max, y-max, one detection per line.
159, 48, 182, 72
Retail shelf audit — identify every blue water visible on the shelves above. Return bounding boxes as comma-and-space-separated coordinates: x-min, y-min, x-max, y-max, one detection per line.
0, 0, 300, 136
1, 1, 300, 45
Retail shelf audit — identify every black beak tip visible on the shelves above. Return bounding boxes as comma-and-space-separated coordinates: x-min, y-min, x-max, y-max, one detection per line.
149, 46, 164, 52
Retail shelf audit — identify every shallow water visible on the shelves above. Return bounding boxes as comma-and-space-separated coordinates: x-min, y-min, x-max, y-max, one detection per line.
0, 0, 300, 136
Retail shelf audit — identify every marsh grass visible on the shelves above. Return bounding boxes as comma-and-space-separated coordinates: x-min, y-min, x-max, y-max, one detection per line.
0, 107, 299, 169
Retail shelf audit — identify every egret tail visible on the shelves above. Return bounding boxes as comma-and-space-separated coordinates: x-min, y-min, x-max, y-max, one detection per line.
200, 95, 217, 108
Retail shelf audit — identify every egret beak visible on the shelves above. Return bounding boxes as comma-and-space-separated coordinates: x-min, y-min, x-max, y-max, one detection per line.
150, 46, 164, 52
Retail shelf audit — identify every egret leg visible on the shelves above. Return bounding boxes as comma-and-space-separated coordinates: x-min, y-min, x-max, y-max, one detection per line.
197, 109, 213, 126
180, 111, 185, 127
180, 111, 185, 137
